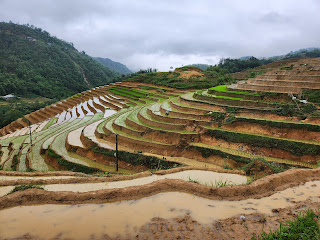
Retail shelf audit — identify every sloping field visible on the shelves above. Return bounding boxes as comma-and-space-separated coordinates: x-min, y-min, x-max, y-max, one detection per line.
0, 65, 320, 239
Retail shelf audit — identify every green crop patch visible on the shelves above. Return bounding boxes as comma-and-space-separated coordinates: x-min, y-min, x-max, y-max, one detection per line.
209, 85, 260, 96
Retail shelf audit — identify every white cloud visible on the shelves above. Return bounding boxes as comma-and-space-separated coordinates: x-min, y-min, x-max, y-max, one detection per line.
0, 0, 319, 70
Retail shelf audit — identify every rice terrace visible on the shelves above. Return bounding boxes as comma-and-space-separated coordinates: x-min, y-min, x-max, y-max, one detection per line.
0, 55, 320, 239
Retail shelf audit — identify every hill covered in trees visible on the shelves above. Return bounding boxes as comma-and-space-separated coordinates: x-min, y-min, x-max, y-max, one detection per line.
94, 57, 132, 75
0, 22, 118, 99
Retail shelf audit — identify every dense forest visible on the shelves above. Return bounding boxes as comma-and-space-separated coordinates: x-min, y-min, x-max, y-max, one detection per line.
0, 22, 118, 99
94, 57, 132, 75
0, 99, 56, 129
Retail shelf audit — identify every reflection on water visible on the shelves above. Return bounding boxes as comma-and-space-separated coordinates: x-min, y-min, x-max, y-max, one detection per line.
0, 180, 319, 239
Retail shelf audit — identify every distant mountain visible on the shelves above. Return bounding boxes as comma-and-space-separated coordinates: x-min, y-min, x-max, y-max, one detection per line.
0, 22, 118, 99
94, 57, 132, 75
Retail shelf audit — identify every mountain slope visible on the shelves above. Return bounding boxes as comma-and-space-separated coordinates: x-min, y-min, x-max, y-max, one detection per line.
94, 57, 132, 75
0, 22, 118, 99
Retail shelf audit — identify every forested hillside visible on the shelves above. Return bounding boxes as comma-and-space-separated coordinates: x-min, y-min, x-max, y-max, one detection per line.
0, 22, 118, 99
94, 57, 132, 75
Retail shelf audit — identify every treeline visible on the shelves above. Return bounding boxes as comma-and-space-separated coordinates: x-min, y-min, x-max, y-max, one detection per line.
217, 57, 273, 73
0, 22, 118, 99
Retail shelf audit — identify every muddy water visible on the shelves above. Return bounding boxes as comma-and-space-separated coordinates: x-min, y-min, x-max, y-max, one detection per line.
104, 109, 117, 118
43, 170, 247, 192
1, 180, 320, 239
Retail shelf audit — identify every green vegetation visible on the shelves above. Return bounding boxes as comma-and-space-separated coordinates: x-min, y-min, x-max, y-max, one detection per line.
48, 147, 102, 174
252, 209, 320, 240
209, 85, 260, 96
204, 129, 320, 156
8, 184, 44, 194
93, 57, 132, 75
125, 66, 233, 89
0, 22, 117, 99
218, 57, 272, 73
0, 98, 55, 128
303, 89, 320, 104
242, 158, 286, 175
280, 64, 294, 70
193, 145, 251, 164
138, 85, 168, 92
91, 146, 181, 170
236, 116, 320, 132
11, 154, 19, 170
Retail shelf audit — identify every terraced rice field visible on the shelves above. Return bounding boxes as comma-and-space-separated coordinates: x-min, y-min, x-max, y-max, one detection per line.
0, 71, 320, 239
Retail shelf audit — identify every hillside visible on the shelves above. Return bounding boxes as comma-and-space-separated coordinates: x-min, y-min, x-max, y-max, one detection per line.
94, 57, 132, 75
0, 22, 118, 99
125, 66, 233, 89
0, 71, 320, 239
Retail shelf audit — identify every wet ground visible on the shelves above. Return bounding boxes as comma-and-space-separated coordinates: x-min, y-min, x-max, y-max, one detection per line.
0, 180, 319, 239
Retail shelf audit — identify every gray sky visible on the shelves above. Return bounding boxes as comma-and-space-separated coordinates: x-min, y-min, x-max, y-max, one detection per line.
1, 0, 319, 71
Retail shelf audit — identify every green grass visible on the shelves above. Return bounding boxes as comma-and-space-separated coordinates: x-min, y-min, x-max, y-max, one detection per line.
214, 95, 243, 100
252, 209, 320, 240
209, 85, 260, 96
8, 184, 44, 194
42, 117, 57, 130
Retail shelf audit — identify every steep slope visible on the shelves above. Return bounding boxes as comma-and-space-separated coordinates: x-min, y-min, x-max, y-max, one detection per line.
94, 57, 132, 75
0, 22, 117, 99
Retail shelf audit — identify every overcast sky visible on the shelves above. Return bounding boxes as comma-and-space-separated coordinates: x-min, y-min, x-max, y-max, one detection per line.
0, 0, 319, 71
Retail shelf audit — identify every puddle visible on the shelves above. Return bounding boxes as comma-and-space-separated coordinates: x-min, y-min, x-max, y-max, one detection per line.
68, 126, 85, 148
83, 120, 104, 138
104, 109, 117, 118
43, 170, 247, 192
0, 186, 14, 197
1, 180, 320, 239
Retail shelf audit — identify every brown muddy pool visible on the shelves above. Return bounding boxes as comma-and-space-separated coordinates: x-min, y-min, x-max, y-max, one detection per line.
0, 180, 319, 239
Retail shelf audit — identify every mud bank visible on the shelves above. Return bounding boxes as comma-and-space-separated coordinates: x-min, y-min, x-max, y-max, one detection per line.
0, 168, 319, 210
0, 167, 242, 187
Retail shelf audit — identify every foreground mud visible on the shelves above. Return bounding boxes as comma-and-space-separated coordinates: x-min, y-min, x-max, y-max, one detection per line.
0, 181, 320, 239
0, 168, 319, 239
